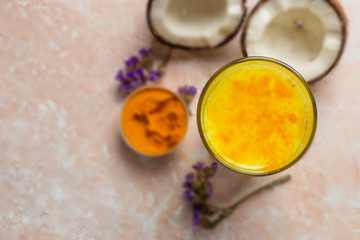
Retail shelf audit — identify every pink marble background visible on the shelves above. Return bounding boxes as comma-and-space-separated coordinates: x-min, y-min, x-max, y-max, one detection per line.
1, 0, 360, 239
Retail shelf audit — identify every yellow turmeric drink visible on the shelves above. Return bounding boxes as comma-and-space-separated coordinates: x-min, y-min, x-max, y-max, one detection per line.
198, 58, 317, 175
121, 87, 188, 156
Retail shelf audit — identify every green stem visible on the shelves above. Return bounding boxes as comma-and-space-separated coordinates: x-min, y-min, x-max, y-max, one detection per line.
157, 48, 173, 72
207, 203, 224, 212
205, 174, 291, 229
184, 103, 193, 116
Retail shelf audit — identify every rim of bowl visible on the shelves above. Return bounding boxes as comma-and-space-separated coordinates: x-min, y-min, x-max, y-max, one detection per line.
119, 86, 189, 158
196, 56, 318, 176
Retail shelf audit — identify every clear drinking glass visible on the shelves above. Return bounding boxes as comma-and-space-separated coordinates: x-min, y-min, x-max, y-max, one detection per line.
197, 57, 317, 176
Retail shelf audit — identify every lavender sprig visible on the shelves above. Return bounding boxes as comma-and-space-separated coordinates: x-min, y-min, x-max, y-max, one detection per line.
178, 85, 197, 115
115, 48, 171, 91
183, 162, 291, 229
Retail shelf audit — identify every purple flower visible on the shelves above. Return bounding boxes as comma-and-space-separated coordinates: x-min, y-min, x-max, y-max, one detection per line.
193, 209, 202, 227
182, 181, 192, 190
179, 86, 187, 94
115, 68, 146, 91
210, 162, 219, 177
186, 173, 195, 181
183, 162, 220, 228
149, 69, 163, 81
207, 181, 213, 198
115, 70, 125, 82
121, 79, 140, 91
115, 47, 168, 91
193, 162, 205, 171
139, 48, 152, 58
135, 67, 146, 82
121, 81, 134, 91
131, 79, 141, 88
187, 86, 197, 95
125, 56, 139, 68
185, 190, 195, 202
179, 85, 197, 96
126, 70, 137, 80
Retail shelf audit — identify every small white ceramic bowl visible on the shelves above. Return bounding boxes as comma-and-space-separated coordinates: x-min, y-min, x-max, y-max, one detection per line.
118, 86, 189, 157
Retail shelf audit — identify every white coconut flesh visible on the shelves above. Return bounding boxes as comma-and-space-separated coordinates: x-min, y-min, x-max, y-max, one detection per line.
149, 0, 245, 48
244, 0, 344, 82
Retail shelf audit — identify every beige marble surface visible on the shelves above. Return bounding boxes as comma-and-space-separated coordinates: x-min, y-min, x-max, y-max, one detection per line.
1, 0, 360, 239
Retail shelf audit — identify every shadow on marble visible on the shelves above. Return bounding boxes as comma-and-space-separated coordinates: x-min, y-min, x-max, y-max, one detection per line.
149, 37, 243, 63
308, 76, 325, 91
211, 164, 256, 206
112, 83, 132, 103
306, 76, 333, 106
117, 134, 175, 172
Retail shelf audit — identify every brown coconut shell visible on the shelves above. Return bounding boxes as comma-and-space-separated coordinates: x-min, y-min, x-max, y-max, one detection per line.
147, 0, 248, 50
240, 0, 347, 83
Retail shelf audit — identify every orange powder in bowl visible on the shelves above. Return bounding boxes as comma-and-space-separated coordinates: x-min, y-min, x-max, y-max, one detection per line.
121, 87, 188, 156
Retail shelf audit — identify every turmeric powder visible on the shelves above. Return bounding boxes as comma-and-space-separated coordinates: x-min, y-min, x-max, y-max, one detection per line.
121, 87, 188, 155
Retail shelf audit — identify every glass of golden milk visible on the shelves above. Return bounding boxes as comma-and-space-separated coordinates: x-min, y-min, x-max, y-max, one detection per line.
197, 57, 317, 176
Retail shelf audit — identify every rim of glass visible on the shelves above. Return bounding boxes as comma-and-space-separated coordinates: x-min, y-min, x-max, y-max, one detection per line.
196, 56, 318, 176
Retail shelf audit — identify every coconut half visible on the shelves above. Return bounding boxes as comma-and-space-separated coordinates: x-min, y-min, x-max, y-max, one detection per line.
241, 0, 347, 82
147, 0, 247, 49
